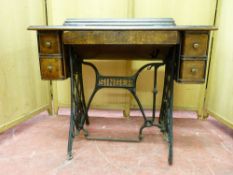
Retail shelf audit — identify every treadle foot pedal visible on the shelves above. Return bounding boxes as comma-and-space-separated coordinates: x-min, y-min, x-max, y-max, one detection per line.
85, 135, 142, 142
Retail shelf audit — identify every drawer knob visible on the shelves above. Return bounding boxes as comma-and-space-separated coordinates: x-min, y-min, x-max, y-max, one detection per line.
191, 67, 198, 74
47, 65, 53, 72
45, 41, 52, 48
193, 43, 200, 49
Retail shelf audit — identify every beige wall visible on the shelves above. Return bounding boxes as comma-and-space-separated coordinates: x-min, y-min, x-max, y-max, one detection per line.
132, 0, 217, 113
0, 0, 51, 132
47, 0, 217, 114
47, 0, 134, 112
206, 0, 233, 127
3, 0, 231, 132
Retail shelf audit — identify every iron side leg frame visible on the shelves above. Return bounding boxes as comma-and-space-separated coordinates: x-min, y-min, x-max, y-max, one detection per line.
159, 47, 176, 165
67, 48, 76, 160
67, 48, 88, 160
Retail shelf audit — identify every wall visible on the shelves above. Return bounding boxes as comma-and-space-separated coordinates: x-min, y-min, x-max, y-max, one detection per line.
1, 0, 231, 130
47, 0, 217, 115
133, 0, 217, 114
206, 0, 233, 127
47, 0, 134, 113
0, 0, 231, 131
0, 0, 51, 132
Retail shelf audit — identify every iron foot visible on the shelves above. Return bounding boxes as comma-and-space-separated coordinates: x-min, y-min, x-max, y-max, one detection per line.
67, 152, 73, 160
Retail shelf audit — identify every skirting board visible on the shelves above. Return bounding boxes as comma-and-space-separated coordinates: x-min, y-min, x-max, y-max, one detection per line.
57, 104, 198, 112
0, 105, 51, 133
208, 110, 233, 129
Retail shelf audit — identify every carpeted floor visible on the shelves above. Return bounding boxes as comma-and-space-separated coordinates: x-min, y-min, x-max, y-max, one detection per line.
0, 110, 232, 175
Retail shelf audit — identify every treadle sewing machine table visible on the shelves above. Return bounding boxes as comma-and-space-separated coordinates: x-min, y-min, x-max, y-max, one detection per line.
28, 18, 216, 165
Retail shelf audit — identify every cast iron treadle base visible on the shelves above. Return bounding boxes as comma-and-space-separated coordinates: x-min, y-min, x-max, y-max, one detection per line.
67, 47, 175, 165
82, 61, 163, 141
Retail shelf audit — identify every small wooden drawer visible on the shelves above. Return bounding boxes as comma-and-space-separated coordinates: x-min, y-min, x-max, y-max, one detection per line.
179, 60, 206, 82
182, 32, 209, 57
39, 58, 65, 79
38, 31, 61, 54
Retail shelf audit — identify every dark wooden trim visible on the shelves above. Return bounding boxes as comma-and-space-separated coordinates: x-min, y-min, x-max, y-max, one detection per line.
28, 25, 217, 31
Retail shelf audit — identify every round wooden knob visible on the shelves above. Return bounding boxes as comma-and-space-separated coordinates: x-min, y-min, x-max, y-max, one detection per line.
193, 43, 200, 49
47, 65, 53, 71
45, 41, 52, 48
191, 67, 197, 74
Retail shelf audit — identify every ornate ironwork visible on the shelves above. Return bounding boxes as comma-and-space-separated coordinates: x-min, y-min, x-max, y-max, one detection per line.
98, 76, 134, 88
159, 47, 177, 165
67, 46, 176, 165
67, 48, 88, 160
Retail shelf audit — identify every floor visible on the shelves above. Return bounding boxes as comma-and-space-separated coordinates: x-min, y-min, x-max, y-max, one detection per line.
0, 109, 232, 175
